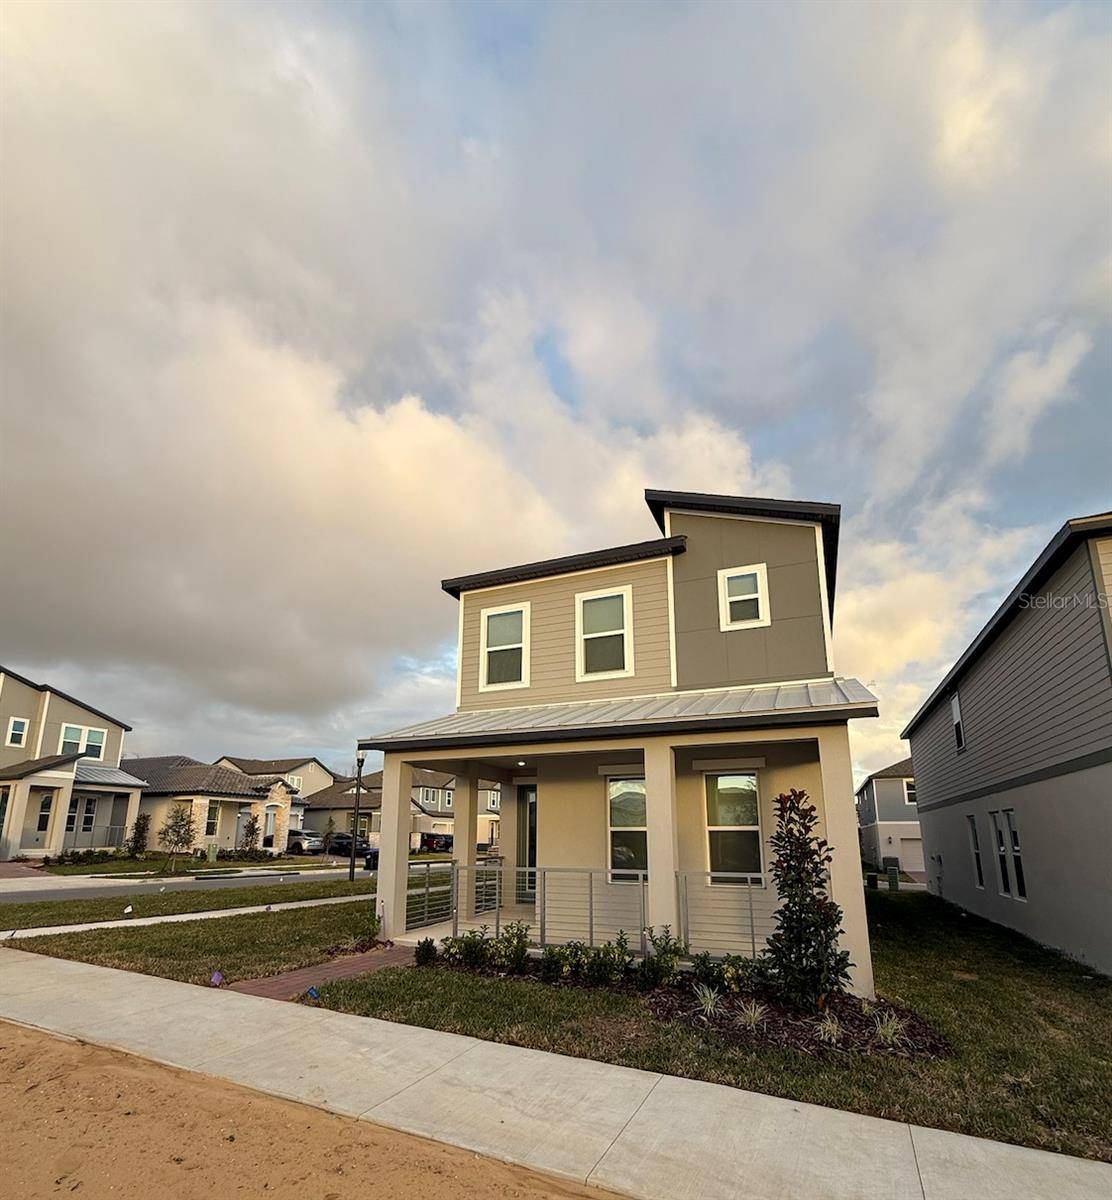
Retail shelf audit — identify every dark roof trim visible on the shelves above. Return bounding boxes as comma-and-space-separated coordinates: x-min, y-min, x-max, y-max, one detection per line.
359, 703, 878, 753
0, 752, 82, 780
140, 786, 290, 800
216, 755, 336, 777
901, 511, 1112, 739
441, 536, 686, 598
0, 665, 133, 731
644, 490, 841, 619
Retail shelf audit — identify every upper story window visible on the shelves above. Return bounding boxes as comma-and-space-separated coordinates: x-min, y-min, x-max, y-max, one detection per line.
5, 716, 29, 748
285, 774, 303, 791
716, 563, 771, 631
59, 724, 106, 760
479, 602, 530, 691
950, 694, 965, 751
903, 779, 917, 805
575, 585, 634, 682
488, 790, 500, 810
444, 789, 453, 808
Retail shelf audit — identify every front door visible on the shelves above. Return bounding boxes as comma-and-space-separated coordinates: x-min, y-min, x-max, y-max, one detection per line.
516, 784, 536, 901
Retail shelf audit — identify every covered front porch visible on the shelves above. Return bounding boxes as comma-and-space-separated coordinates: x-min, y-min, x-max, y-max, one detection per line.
375, 724, 874, 995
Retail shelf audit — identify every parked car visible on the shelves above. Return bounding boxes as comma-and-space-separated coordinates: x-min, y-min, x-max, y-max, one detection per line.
285, 829, 323, 855
419, 832, 453, 854
325, 832, 370, 857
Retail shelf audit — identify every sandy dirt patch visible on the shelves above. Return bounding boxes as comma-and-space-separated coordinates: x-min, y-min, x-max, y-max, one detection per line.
0, 1020, 615, 1199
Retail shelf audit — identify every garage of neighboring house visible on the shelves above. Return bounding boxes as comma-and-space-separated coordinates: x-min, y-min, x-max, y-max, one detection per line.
899, 836, 924, 873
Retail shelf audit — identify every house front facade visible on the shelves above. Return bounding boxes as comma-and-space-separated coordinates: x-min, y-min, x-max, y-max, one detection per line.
0, 666, 147, 860
903, 512, 1112, 975
215, 756, 338, 830
855, 756, 920, 873
364, 490, 879, 996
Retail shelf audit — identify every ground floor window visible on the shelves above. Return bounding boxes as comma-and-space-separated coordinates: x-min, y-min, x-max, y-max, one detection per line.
607, 777, 647, 880
263, 807, 277, 847
1004, 809, 1026, 899
705, 772, 761, 883
205, 801, 220, 838
65, 795, 80, 832
36, 793, 53, 833
0, 786, 9, 833
966, 814, 984, 888
990, 811, 1010, 895
81, 797, 97, 833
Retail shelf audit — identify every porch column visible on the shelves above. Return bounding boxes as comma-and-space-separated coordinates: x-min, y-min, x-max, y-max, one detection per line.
44, 780, 75, 856
454, 769, 479, 918
497, 781, 518, 912
643, 739, 680, 933
0, 780, 32, 860
818, 725, 875, 998
377, 755, 413, 939
124, 789, 142, 841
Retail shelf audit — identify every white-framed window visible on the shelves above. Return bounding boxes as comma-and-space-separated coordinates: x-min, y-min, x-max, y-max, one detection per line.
0, 786, 9, 834
705, 772, 763, 883
444, 789, 453, 808
716, 563, 771, 631
36, 793, 53, 833
5, 716, 29, 748
422, 787, 433, 805
479, 602, 530, 691
81, 797, 97, 833
966, 814, 984, 889
65, 795, 79, 833
903, 778, 917, 805
488, 790, 500, 810
606, 777, 647, 881
950, 694, 965, 751
1004, 810, 1026, 899
575, 585, 634, 681
990, 811, 1010, 896
58, 724, 107, 760
285, 774, 303, 791
205, 801, 220, 838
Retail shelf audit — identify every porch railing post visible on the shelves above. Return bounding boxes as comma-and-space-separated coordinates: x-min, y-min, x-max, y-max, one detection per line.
494, 867, 501, 937
539, 868, 546, 947
638, 872, 647, 956
678, 872, 688, 947
452, 862, 459, 938
587, 869, 594, 947
748, 877, 757, 958
423, 862, 430, 927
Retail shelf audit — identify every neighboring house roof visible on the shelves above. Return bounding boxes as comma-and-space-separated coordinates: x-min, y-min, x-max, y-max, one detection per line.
125, 755, 298, 799
901, 511, 1112, 739
217, 755, 336, 777
361, 766, 455, 790
856, 756, 914, 794
0, 752, 82, 780
0, 664, 133, 731
74, 763, 149, 788
441, 535, 687, 599
361, 678, 878, 752
302, 776, 433, 816
643, 490, 841, 617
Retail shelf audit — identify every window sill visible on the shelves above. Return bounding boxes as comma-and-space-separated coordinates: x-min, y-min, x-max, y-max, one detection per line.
575, 668, 635, 684
478, 679, 530, 693
718, 617, 772, 633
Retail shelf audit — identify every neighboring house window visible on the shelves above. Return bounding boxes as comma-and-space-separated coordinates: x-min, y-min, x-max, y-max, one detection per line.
705, 772, 762, 883
489, 820, 499, 844
950, 695, 965, 751
81, 797, 97, 833
607, 777, 647, 880
1004, 810, 1026, 899
36, 793, 53, 833
576, 586, 634, 681
65, 795, 79, 832
990, 811, 1010, 895
489, 791, 500, 810
5, 716, 28, 747
205, 802, 220, 837
0, 786, 8, 834
263, 806, 277, 847
422, 787, 433, 805
716, 563, 771, 631
58, 724, 107, 760
286, 774, 303, 791
479, 602, 530, 690
904, 778, 917, 804
967, 815, 984, 888
444, 790, 453, 809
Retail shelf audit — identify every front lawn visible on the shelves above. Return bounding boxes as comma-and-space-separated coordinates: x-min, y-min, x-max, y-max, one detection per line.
0, 877, 374, 931
14, 900, 378, 985
315, 892, 1111, 1162
39, 854, 340, 876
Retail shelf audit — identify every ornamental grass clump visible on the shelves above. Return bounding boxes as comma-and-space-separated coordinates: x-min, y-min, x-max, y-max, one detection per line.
734, 999, 767, 1031
692, 982, 722, 1019
764, 788, 852, 1010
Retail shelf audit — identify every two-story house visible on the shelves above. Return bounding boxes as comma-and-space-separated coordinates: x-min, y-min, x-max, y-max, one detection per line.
903, 512, 1112, 975
215, 756, 339, 829
0, 665, 148, 860
855, 756, 920, 874
363, 490, 879, 995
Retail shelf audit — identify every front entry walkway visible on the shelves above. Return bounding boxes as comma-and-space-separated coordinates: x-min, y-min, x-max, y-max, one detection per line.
0, 948, 1107, 1200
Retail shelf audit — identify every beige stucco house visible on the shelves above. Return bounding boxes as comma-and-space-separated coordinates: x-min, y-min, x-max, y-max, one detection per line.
364, 490, 879, 996
0, 665, 147, 860
215, 755, 338, 829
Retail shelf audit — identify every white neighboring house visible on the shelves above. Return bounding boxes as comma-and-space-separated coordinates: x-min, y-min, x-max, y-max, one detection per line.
855, 756, 921, 873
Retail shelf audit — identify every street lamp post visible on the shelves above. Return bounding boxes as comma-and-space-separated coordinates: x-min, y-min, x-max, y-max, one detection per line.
349, 748, 366, 883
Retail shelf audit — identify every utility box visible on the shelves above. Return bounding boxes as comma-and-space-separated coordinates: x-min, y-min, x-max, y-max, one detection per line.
206, 843, 218, 864
887, 865, 900, 891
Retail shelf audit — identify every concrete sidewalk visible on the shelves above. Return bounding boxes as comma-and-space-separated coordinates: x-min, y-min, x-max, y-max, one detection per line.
0, 948, 1107, 1200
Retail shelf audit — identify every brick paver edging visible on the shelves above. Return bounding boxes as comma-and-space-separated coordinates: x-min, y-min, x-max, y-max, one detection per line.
228, 944, 414, 1000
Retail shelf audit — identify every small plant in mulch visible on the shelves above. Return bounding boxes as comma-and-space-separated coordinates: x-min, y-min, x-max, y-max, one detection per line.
323, 908, 382, 957
414, 937, 438, 966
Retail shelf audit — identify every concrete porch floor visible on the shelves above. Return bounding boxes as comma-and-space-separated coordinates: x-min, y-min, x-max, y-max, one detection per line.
396, 902, 537, 946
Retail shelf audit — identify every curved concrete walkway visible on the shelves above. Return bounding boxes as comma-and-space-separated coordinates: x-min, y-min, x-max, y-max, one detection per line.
0, 947, 1107, 1200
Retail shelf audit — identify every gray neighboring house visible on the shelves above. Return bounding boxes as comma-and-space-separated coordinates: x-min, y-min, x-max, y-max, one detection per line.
855, 756, 920, 873
903, 511, 1112, 976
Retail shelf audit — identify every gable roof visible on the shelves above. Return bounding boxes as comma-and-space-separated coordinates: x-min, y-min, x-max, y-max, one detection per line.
441, 536, 686, 599
856, 756, 914, 794
125, 755, 298, 799
644, 490, 841, 617
901, 511, 1112, 739
0, 664, 133, 731
0, 752, 83, 781
217, 756, 336, 778
302, 776, 433, 815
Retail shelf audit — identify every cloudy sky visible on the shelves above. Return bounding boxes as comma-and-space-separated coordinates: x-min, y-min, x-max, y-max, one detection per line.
2, 0, 1109, 781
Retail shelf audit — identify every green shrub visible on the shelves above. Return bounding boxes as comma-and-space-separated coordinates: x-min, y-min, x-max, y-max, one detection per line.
493, 921, 531, 973
539, 945, 570, 983
637, 925, 686, 990
583, 932, 635, 985
414, 937, 437, 966
690, 951, 725, 991
440, 926, 493, 968
563, 941, 591, 979
720, 953, 771, 994
125, 812, 150, 858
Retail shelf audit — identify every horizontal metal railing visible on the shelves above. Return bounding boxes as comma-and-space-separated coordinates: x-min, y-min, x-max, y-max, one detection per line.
62, 824, 127, 850
676, 870, 774, 958
404, 859, 454, 931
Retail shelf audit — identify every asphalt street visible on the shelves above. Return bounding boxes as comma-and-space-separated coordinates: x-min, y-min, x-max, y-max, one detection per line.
0, 867, 355, 904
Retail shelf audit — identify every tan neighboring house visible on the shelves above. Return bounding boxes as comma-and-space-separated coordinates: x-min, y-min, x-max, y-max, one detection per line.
0, 665, 147, 860
126, 755, 299, 854
855, 756, 920, 874
903, 512, 1112, 975
215, 755, 339, 829
364, 489, 879, 996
